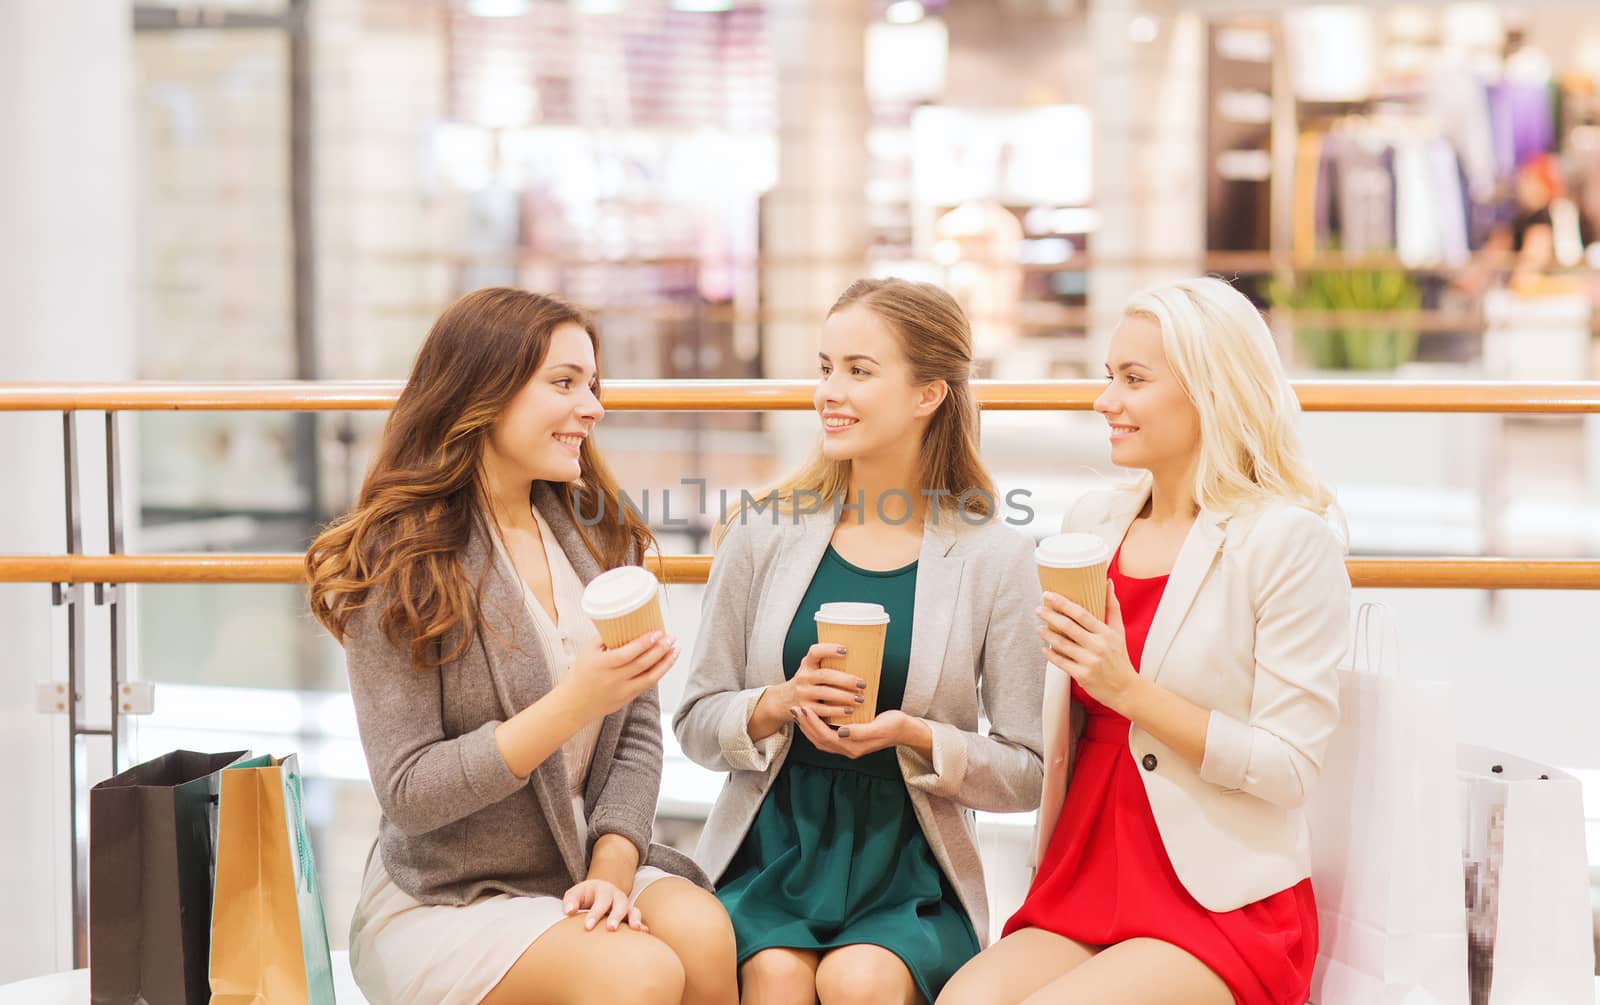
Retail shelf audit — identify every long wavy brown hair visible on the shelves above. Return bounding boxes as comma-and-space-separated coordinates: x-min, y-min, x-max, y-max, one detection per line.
306, 288, 652, 669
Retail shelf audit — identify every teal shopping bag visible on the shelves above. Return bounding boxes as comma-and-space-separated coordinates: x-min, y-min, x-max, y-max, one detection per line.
209, 753, 336, 1005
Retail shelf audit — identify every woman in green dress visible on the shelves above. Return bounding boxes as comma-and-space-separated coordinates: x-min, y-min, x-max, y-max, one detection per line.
673, 278, 1046, 1004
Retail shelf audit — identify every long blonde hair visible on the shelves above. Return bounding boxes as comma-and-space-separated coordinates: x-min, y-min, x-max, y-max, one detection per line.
1125, 277, 1335, 518
715, 278, 996, 545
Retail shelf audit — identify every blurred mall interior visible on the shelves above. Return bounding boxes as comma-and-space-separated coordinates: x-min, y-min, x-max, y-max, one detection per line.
2, 0, 1599, 990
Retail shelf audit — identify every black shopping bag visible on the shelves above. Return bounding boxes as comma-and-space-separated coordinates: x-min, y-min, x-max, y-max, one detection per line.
89, 749, 250, 1005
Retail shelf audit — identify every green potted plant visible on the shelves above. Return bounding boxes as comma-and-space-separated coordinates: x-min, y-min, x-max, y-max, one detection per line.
1268, 268, 1422, 371
1267, 272, 1345, 369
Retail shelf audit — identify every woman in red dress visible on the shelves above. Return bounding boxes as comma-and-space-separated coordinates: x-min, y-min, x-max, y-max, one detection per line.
940, 277, 1350, 1005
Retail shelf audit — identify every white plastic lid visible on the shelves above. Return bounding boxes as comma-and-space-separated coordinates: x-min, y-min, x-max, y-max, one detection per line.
813, 601, 890, 626
580, 565, 661, 620
1035, 532, 1111, 569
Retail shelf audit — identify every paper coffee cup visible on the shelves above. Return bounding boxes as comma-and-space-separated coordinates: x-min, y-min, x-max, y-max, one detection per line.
581, 566, 666, 649
813, 602, 890, 727
1035, 532, 1111, 621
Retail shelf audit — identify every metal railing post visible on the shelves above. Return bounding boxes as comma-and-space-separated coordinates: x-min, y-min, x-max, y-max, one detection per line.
58, 411, 116, 968
94, 411, 127, 774
58, 412, 87, 967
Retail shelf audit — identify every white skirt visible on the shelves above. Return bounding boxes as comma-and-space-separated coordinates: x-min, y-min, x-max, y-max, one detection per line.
349, 797, 672, 1005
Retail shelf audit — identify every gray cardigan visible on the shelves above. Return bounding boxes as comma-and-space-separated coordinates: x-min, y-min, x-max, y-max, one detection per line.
343, 481, 706, 906
671, 508, 1046, 943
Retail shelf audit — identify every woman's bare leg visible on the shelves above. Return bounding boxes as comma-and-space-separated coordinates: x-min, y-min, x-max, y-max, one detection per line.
936, 928, 1098, 1005
480, 915, 685, 1005
633, 878, 740, 1005
1016, 937, 1233, 1005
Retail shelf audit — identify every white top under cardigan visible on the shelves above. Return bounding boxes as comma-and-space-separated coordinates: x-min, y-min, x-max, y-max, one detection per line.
492, 506, 604, 799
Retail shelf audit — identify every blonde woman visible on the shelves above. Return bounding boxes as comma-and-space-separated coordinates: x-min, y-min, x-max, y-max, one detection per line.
941, 277, 1351, 1005
306, 289, 736, 1005
674, 278, 1045, 1005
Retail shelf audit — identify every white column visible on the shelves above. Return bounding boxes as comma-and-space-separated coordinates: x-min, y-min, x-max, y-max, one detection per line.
760, 0, 870, 467
0, 0, 135, 979
1088, 0, 1206, 363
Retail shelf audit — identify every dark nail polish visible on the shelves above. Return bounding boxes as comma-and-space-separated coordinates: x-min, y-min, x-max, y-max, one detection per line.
854, 695, 865, 703
856, 679, 867, 689
837, 727, 851, 738
837, 646, 849, 655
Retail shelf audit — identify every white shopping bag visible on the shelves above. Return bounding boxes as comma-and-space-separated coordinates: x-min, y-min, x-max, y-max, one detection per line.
1307, 604, 1470, 1005
1459, 745, 1595, 1005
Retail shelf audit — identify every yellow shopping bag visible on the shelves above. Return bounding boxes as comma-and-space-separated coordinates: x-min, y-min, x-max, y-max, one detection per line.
208, 754, 336, 1005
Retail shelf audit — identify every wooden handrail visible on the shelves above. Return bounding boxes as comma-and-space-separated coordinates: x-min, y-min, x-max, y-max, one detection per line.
5, 379, 1596, 593
0, 554, 1595, 590
2, 380, 1599, 414
263, 248, 1586, 275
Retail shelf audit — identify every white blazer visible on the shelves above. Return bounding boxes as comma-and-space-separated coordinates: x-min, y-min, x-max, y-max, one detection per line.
1035, 477, 1351, 913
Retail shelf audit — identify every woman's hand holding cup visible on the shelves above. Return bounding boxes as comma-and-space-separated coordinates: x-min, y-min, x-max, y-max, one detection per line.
563, 632, 678, 721
778, 642, 867, 720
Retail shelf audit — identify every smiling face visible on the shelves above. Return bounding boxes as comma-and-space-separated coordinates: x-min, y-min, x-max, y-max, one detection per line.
483, 322, 604, 485
814, 304, 942, 464
1094, 314, 1202, 474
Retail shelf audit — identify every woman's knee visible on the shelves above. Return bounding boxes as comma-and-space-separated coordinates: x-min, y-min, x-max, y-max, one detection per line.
741, 948, 818, 999
654, 882, 737, 957
814, 950, 912, 1005
555, 930, 685, 1005
606, 935, 688, 1005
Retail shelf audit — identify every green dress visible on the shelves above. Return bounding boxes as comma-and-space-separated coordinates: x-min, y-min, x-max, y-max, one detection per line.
715, 545, 980, 1002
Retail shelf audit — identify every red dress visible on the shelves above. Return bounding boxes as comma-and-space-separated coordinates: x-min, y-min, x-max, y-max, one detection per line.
1004, 552, 1318, 1005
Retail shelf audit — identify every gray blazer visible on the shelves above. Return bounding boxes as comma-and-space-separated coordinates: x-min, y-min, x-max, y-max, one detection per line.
344, 481, 706, 906
672, 508, 1046, 943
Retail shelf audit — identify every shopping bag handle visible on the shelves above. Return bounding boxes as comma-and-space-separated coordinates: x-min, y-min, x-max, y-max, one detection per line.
287, 774, 316, 894
1352, 601, 1400, 676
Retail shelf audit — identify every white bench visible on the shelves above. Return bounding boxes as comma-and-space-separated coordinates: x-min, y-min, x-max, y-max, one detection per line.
4, 951, 1596, 1002
0, 950, 369, 1004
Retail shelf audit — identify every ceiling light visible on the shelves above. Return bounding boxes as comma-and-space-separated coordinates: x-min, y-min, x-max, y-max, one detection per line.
886, 1, 924, 25
466, 0, 529, 16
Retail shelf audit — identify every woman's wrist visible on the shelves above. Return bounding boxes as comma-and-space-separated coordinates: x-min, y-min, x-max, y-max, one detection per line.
546, 677, 597, 729
747, 682, 793, 742
585, 833, 639, 893
896, 713, 935, 760
1109, 672, 1153, 722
